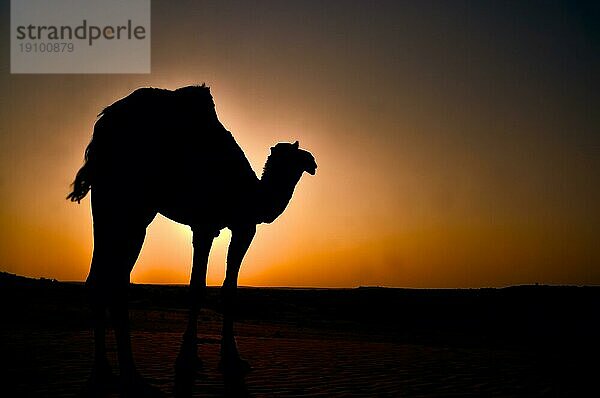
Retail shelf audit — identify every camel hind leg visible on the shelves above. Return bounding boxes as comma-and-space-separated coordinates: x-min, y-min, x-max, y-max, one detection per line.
86, 195, 157, 393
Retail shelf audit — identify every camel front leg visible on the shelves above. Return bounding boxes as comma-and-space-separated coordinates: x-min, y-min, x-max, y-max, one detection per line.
177, 229, 214, 371
221, 225, 256, 372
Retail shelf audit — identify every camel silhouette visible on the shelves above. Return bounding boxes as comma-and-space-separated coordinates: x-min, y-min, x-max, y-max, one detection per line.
68, 84, 317, 395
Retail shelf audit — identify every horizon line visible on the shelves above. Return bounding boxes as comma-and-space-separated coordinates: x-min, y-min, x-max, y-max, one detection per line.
2, 271, 598, 290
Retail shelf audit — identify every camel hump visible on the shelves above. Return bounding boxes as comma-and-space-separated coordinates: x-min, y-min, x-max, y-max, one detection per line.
99, 84, 214, 118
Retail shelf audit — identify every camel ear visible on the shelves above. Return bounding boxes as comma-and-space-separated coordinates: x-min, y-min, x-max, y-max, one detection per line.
293, 141, 299, 149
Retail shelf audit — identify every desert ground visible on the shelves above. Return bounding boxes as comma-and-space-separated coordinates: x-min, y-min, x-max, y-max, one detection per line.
1, 271, 598, 397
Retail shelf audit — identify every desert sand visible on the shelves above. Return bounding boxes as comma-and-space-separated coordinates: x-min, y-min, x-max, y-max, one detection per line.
1, 272, 598, 397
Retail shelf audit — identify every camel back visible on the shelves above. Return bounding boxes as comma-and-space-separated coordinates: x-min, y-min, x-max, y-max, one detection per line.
68, 85, 258, 203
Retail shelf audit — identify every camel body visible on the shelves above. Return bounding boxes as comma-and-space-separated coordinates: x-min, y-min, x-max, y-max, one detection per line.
69, 85, 316, 394
86, 86, 259, 233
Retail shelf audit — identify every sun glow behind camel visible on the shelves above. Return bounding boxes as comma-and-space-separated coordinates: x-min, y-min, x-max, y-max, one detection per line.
1, 75, 598, 288
0, 1, 598, 288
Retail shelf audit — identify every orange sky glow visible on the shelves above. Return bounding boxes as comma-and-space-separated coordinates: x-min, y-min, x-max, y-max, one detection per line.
0, 1, 598, 287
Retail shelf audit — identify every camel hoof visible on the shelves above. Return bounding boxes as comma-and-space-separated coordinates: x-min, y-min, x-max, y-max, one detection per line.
121, 373, 164, 398
175, 350, 203, 371
220, 338, 251, 376
83, 361, 119, 395
181, 330, 199, 345
219, 355, 252, 376
176, 335, 203, 370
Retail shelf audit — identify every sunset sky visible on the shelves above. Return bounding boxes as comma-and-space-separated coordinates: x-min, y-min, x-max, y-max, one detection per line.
0, 1, 598, 287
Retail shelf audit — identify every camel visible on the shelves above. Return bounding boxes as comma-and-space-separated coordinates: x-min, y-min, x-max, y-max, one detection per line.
68, 84, 316, 395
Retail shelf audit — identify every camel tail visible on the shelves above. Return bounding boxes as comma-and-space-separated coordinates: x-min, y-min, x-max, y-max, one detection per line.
67, 134, 97, 203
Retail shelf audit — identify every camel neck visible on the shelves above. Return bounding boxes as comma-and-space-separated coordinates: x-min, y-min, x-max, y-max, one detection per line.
257, 170, 302, 224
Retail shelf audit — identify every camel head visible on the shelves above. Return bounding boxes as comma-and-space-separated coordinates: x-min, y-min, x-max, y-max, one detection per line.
269, 141, 317, 176
258, 141, 316, 223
